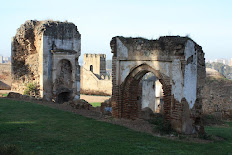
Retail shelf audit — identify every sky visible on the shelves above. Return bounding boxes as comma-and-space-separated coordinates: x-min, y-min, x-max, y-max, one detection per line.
0, 0, 232, 61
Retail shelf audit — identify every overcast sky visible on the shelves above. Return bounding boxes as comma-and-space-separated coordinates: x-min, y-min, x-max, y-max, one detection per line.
1, 0, 231, 61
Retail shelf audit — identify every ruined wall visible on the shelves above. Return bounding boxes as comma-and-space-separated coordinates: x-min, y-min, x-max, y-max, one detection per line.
42, 21, 81, 101
11, 20, 43, 95
81, 53, 111, 95
11, 20, 81, 101
110, 36, 206, 134
0, 64, 11, 90
80, 67, 112, 96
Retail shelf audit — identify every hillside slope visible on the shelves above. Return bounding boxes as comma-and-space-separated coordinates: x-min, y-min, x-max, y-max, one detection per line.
202, 68, 232, 119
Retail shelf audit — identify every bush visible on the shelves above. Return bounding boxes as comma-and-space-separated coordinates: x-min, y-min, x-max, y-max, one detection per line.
149, 116, 174, 135
23, 83, 38, 96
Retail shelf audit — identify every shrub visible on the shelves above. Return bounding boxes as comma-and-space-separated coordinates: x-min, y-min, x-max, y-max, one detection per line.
23, 83, 38, 96
149, 116, 174, 135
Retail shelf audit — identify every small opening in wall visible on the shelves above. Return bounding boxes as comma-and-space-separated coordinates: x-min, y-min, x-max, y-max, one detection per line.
90, 65, 93, 72
140, 72, 164, 115
57, 92, 71, 104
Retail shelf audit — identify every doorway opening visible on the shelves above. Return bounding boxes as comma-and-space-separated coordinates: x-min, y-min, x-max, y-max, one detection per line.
57, 92, 71, 103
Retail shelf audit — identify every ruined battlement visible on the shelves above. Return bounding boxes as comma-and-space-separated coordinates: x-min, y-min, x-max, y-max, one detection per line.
83, 53, 106, 77
15, 20, 80, 40
110, 36, 203, 59
84, 54, 106, 58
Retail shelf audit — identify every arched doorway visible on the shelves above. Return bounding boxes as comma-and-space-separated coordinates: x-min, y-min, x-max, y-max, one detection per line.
120, 64, 171, 120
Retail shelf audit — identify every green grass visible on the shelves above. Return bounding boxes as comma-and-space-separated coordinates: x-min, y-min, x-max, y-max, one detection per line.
89, 102, 101, 107
0, 98, 232, 154
1, 93, 8, 97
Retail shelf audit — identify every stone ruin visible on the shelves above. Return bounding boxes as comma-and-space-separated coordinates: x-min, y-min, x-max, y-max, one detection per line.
110, 36, 206, 134
11, 20, 81, 103
10, 19, 208, 134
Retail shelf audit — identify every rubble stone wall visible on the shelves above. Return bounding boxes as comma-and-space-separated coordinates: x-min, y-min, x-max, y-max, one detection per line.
11, 20, 42, 95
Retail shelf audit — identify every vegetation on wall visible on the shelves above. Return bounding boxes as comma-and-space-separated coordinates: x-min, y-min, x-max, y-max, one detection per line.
23, 83, 38, 96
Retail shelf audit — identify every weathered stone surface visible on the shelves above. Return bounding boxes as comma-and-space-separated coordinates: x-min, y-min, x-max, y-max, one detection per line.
69, 99, 92, 110
7, 92, 36, 101
110, 36, 206, 134
21, 95, 32, 100
7, 92, 22, 98
139, 107, 154, 120
11, 20, 81, 102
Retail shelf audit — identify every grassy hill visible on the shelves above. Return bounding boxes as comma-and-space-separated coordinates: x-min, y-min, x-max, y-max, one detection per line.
0, 98, 232, 154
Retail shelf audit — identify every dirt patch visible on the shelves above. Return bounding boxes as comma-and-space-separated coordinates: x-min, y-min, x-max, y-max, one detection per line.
80, 94, 110, 103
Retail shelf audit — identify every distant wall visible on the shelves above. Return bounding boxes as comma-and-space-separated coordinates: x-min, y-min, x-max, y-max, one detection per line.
0, 64, 11, 90
83, 54, 106, 77
0, 64, 11, 72
80, 67, 112, 96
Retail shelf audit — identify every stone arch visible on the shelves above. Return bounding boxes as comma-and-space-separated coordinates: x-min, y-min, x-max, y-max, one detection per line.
120, 64, 171, 120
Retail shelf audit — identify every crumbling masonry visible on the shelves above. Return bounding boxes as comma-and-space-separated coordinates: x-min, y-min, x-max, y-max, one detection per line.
11, 20, 81, 102
110, 36, 206, 134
